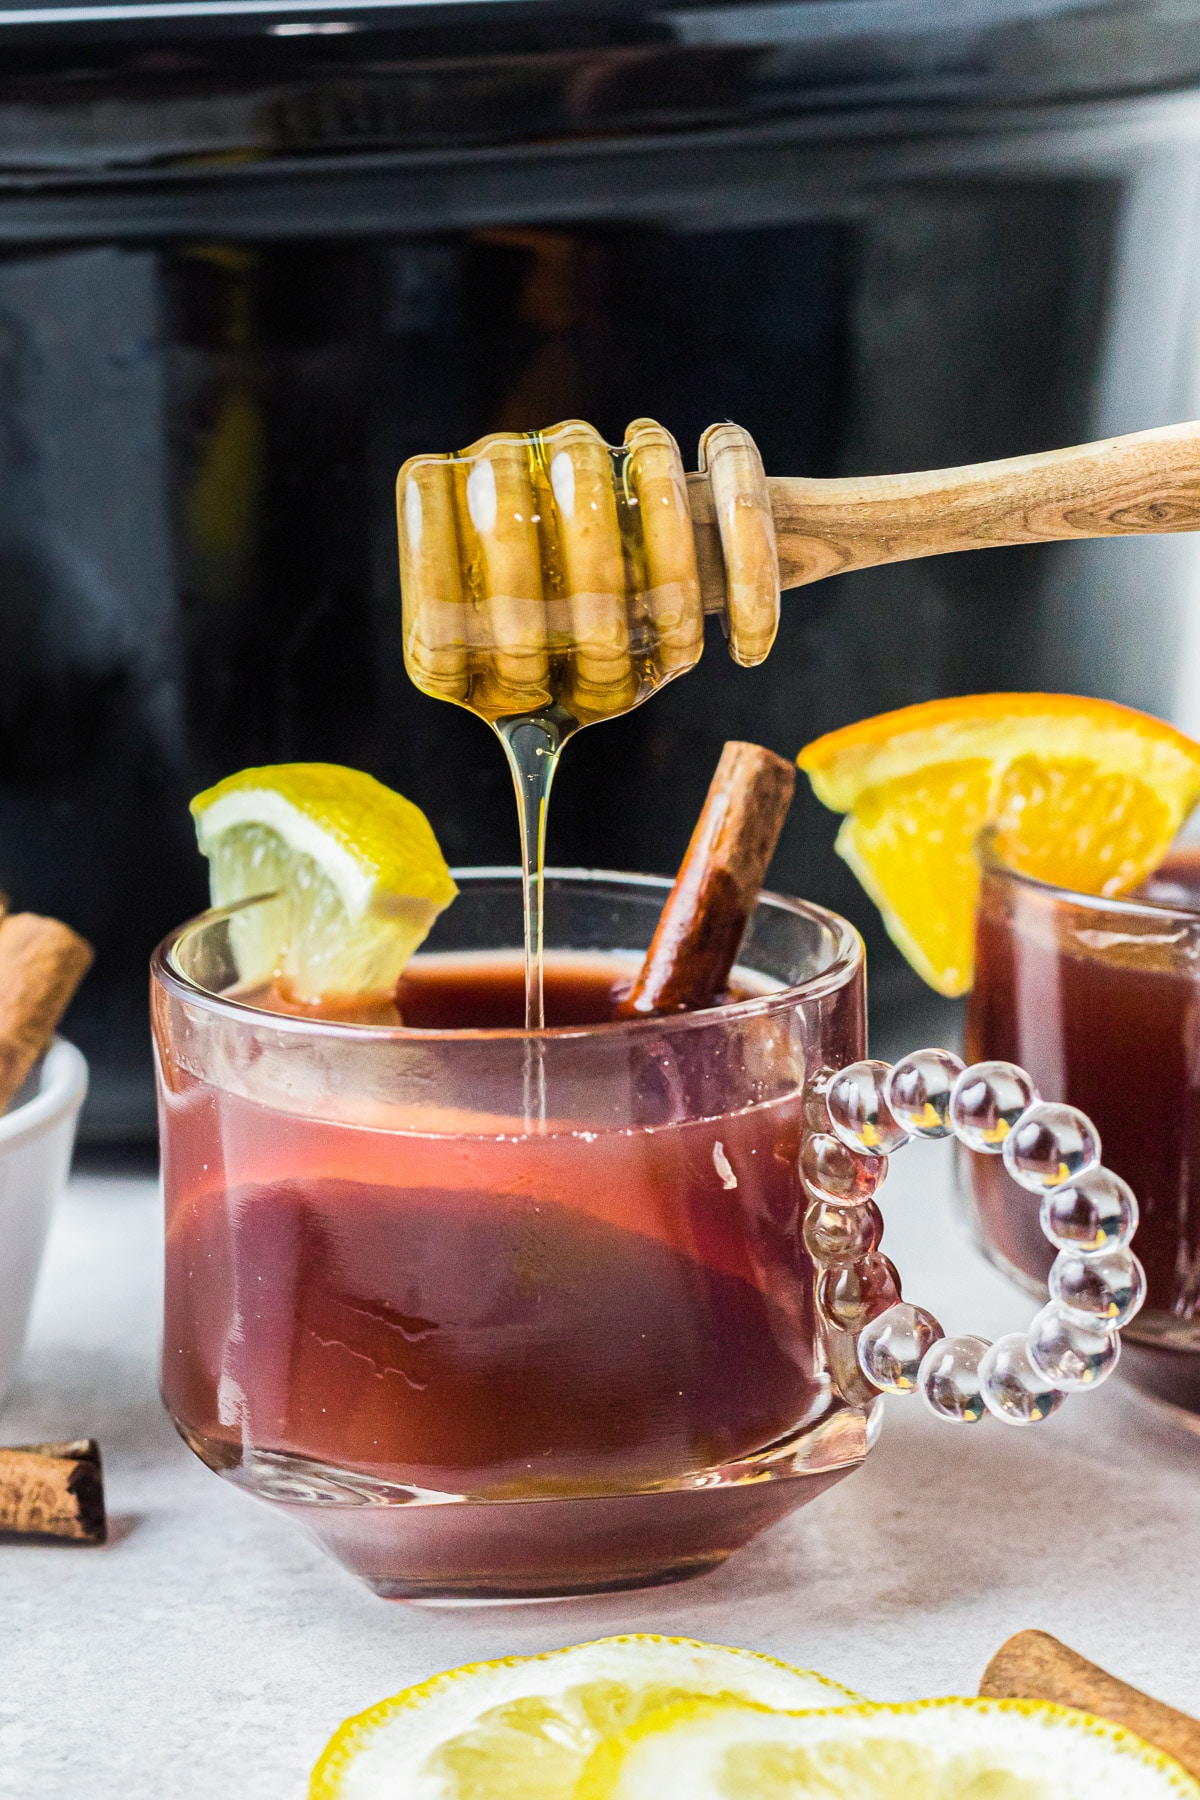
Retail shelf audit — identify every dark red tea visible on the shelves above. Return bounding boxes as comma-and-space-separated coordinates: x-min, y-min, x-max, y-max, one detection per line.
966, 848, 1200, 1407
159, 952, 841, 1590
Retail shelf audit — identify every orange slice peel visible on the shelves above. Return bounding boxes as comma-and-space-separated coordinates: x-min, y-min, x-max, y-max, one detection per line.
798, 693, 1200, 996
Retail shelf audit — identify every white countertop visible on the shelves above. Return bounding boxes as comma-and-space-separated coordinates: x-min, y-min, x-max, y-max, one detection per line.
2, 1142, 1198, 1799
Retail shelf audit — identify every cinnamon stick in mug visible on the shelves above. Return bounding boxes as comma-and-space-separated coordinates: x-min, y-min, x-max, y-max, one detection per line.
618, 740, 795, 1016
0, 913, 93, 1113
981, 1629, 1200, 1781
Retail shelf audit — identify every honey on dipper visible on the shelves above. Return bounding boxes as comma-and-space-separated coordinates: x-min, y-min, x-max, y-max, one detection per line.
397, 416, 781, 717
396, 415, 780, 1024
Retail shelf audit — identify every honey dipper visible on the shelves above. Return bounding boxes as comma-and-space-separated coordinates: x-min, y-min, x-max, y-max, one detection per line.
398, 413, 1200, 1031
398, 415, 1200, 715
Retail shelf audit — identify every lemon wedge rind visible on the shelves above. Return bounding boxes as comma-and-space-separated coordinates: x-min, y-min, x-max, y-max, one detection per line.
195, 783, 384, 922
190, 762, 456, 999
191, 763, 457, 919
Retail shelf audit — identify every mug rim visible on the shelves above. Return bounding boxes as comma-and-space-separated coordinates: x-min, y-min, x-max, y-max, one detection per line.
979, 831, 1200, 926
151, 864, 864, 1044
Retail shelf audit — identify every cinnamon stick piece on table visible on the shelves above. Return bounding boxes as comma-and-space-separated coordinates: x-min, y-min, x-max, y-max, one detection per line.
0, 1440, 107, 1543
981, 1629, 1200, 1781
0, 912, 93, 1114
618, 741, 796, 1016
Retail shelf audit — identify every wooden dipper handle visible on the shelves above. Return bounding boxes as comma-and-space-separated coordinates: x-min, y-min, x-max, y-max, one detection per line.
689, 418, 1200, 601
981, 1630, 1200, 1780
618, 741, 795, 1017
0, 912, 93, 1114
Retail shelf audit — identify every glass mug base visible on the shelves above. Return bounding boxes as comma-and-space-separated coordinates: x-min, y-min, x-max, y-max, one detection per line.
175, 1406, 872, 1600
1116, 1342, 1200, 1426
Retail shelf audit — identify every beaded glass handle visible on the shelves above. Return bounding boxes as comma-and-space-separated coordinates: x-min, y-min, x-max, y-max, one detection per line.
806, 1052, 1145, 1425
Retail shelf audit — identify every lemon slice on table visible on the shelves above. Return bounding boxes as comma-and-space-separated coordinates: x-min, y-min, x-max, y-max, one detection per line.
798, 693, 1200, 996
577, 1694, 1200, 1800
190, 763, 456, 1002
308, 1635, 862, 1800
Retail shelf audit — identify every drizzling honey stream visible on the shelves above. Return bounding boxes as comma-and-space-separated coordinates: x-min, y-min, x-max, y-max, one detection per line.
397, 416, 779, 1028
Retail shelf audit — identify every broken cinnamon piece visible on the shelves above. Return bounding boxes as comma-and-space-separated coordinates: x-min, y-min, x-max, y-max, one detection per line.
618, 740, 796, 1016
0, 1440, 107, 1543
980, 1629, 1200, 1780
0, 913, 93, 1114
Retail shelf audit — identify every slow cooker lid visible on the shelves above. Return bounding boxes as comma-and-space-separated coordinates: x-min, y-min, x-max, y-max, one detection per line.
0, 0, 1197, 199
0, 0, 1172, 37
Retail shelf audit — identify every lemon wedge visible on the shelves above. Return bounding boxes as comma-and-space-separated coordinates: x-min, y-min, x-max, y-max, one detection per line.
577, 1695, 1200, 1800
798, 693, 1200, 995
190, 762, 456, 1001
308, 1636, 862, 1800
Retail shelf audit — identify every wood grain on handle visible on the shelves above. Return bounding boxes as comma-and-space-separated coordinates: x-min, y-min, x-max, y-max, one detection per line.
981, 1630, 1200, 1781
689, 420, 1200, 602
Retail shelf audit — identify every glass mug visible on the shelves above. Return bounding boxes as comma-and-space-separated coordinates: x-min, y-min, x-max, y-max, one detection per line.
151, 870, 877, 1601
963, 842, 1200, 1419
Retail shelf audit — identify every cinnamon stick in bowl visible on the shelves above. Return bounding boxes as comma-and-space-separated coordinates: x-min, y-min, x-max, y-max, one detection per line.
617, 740, 796, 1017
0, 912, 93, 1115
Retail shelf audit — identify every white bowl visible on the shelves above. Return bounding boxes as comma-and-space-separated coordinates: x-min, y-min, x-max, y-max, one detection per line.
0, 1038, 88, 1407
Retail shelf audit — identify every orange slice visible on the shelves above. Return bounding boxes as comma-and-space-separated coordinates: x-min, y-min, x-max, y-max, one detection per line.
798, 693, 1200, 996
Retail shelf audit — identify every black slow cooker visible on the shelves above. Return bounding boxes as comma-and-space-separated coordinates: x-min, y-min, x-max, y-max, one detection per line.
2, 0, 1200, 1138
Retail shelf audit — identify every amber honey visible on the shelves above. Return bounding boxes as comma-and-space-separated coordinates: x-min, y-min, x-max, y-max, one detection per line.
398, 420, 705, 726
397, 418, 709, 1027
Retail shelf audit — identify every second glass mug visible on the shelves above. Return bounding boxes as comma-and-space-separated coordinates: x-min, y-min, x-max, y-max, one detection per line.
963, 841, 1200, 1420
152, 869, 879, 1601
